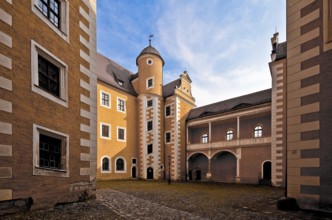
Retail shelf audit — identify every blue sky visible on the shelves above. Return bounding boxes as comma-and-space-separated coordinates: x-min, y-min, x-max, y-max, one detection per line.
97, 1, 286, 106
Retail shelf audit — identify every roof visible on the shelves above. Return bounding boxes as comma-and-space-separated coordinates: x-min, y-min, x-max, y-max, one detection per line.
96, 53, 137, 96
162, 79, 181, 98
187, 89, 271, 120
275, 42, 287, 60
136, 45, 165, 66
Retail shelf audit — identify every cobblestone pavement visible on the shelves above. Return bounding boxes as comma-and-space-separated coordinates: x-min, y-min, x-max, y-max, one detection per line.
3, 183, 332, 219
97, 189, 206, 220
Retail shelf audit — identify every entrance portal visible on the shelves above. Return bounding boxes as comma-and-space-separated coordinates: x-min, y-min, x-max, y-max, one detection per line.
132, 166, 137, 178
263, 161, 272, 180
147, 167, 153, 179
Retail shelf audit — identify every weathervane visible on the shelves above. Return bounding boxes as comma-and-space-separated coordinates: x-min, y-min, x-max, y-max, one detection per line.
149, 34, 154, 46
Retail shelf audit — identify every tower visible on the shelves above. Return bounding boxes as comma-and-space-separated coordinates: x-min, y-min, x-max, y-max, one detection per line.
132, 41, 165, 180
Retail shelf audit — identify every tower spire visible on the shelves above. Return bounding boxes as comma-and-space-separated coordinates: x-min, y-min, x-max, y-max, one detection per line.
149, 34, 154, 46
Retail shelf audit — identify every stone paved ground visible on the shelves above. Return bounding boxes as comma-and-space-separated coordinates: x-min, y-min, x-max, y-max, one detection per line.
3, 180, 332, 219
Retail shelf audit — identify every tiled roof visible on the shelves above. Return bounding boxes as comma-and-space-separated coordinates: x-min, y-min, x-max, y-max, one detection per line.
96, 53, 137, 96
187, 89, 271, 120
162, 79, 181, 98
136, 45, 165, 66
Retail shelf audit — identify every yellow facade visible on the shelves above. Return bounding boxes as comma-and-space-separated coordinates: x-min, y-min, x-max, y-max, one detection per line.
97, 81, 138, 180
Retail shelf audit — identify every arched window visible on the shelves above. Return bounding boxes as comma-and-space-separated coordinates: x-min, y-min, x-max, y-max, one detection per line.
254, 125, 263, 138
226, 129, 234, 141
116, 158, 125, 172
102, 158, 109, 171
201, 133, 208, 143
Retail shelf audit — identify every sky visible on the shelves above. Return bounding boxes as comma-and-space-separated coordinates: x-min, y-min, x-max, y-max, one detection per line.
97, 1, 286, 107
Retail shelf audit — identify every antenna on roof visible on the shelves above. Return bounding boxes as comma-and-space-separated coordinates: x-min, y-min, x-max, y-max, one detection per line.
149, 34, 154, 46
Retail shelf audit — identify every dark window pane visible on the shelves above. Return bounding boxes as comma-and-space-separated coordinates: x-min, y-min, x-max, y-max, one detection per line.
39, 134, 62, 170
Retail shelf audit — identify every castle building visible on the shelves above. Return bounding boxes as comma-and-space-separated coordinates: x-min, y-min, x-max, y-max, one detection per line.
96, 42, 195, 181
0, 0, 97, 211
271, 0, 332, 211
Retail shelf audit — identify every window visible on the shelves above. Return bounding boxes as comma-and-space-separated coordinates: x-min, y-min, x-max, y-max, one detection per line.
254, 125, 263, 138
147, 120, 153, 131
100, 123, 110, 139
132, 158, 137, 164
100, 91, 110, 108
146, 58, 153, 65
202, 133, 208, 143
117, 80, 124, 87
102, 157, 110, 171
165, 132, 171, 143
117, 97, 126, 113
32, 0, 69, 41
226, 129, 234, 141
33, 124, 69, 177
147, 144, 153, 154
31, 40, 68, 107
146, 77, 154, 89
117, 127, 126, 142
38, 0, 60, 28
165, 105, 171, 117
147, 99, 153, 108
115, 157, 126, 172
38, 56, 60, 97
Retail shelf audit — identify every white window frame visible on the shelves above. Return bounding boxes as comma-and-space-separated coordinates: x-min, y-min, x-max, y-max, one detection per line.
201, 133, 208, 143
100, 123, 111, 139
115, 156, 126, 173
101, 156, 111, 173
31, 0, 70, 42
165, 105, 171, 117
254, 125, 263, 138
117, 126, 126, 142
31, 40, 68, 107
165, 131, 171, 143
226, 129, 234, 141
33, 124, 69, 177
117, 97, 126, 113
146, 77, 154, 89
100, 90, 111, 108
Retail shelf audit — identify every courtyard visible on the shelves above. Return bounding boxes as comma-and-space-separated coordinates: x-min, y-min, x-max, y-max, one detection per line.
3, 180, 331, 219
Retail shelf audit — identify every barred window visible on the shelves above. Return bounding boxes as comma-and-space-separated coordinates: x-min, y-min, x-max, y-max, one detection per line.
117, 127, 126, 141
165, 106, 171, 117
39, 134, 61, 169
147, 144, 153, 154
101, 124, 110, 138
147, 99, 153, 108
165, 132, 171, 143
38, 56, 60, 97
147, 120, 153, 131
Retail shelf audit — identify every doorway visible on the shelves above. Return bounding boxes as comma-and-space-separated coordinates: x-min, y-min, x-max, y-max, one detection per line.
147, 167, 153, 179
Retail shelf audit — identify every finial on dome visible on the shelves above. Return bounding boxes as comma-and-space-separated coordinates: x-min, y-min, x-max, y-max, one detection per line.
149, 34, 154, 46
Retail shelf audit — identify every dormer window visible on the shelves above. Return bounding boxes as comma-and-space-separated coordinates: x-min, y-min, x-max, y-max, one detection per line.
117, 80, 124, 87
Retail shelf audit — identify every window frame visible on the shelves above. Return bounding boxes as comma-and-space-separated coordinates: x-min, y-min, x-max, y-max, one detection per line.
100, 90, 111, 108
115, 157, 126, 173
100, 123, 111, 139
165, 131, 171, 143
33, 124, 69, 177
226, 129, 234, 141
147, 120, 153, 132
201, 133, 208, 143
31, 0, 69, 42
117, 97, 126, 113
147, 143, 153, 154
165, 105, 171, 117
146, 77, 154, 89
101, 156, 111, 173
147, 99, 153, 108
117, 126, 126, 142
254, 125, 263, 138
31, 40, 68, 107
